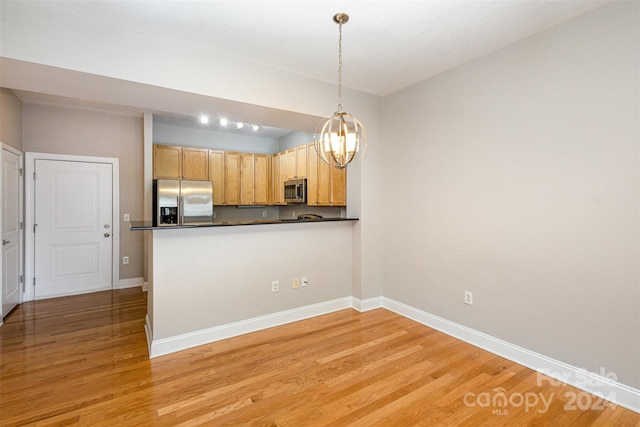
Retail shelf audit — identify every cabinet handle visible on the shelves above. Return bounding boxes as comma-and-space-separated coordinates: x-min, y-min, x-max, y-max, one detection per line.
2, 240, 10, 246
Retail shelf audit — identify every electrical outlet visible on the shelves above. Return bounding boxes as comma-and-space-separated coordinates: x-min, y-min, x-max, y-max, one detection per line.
301, 276, 308, 287
464, 291, 473, 305
292, 211, 296, 218
123, 256, 129, 265
293, 277, 299, 289
262, 210, 267, 217
123, 213, 130, 222
272, 281, 279, 293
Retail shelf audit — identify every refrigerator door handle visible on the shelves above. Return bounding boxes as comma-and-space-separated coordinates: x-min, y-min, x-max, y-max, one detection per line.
176, 196, 181, 225
179, 196, 185, 225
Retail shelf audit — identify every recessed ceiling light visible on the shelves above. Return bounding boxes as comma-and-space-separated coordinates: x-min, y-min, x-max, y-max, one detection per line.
236, 122, 244, 129
251, 124, 260, 132
219, 118, 228, 126
200, 115, 209, 124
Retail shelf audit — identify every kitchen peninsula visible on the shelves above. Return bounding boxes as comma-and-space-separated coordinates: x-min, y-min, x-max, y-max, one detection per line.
132, 217, 358, 357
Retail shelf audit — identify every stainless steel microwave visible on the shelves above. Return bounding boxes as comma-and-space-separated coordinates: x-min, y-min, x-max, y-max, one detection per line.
284, 178, 307, 204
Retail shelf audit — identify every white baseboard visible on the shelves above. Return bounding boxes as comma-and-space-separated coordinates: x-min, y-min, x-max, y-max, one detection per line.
148, 297, 353, 358
351, 296, 383, 312
382, 297, 640, 414
118, 277, 144, 289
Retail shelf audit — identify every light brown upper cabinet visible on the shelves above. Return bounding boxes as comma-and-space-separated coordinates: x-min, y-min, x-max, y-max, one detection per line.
240, 153, 255, 205
240, 153, 271, 205
209, 150, 240, 205
153, 144, 209, 180
254, 154, 270, 205
209, 150, 224, 206
306, 142, 346, 207
307, 143, 319, 206
240, 153, 270, 205
295, 144, 307, 179
331, 164, 346, 206
283, 148, 296, 181
224, 152, 241, 205
281, 145, 307, 181
182, 147, 209, 180
272, 152, 285, 205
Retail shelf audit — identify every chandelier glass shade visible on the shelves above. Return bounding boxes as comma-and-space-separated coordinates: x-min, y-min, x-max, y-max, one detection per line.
315, 12, 366, 170
316, 111, 365, 170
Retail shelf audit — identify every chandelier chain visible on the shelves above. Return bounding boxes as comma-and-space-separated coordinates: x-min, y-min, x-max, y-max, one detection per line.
315, 12, 365, 170
337, 19, 343, 112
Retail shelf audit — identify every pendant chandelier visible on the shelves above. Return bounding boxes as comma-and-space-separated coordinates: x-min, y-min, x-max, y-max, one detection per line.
315, 13, 366, 170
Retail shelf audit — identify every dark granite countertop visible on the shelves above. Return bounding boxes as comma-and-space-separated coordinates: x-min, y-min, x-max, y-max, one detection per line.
129, 217, 358, 231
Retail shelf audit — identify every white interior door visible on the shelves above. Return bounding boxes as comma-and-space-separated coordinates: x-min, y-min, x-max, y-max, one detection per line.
34, 159, 113, 299
2, 149, 22, 317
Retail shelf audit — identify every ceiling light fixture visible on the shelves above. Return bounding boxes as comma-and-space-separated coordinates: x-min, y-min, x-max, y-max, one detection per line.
251, 124, 260, 132
219, 118, 228, 126
236, 122, 244, 129
315, 12, 366, 170
200, 115, 209, 124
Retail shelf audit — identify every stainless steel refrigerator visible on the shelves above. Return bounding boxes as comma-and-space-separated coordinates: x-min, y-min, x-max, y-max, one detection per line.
153, 179, 213, 226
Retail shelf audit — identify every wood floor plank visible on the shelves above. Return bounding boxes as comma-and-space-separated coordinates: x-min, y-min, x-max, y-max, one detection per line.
1, 288, 638, 426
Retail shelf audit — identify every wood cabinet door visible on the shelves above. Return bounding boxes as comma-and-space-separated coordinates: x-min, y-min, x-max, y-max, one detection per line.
317, 152, 332, 206
331, 166, 346, 206
240, 153, 255, 205
306, 144, 319, 206
153, 145, 182, 179
296, 144, 307, 178
284, 149, 296, 180
272, 153, 284, 205
182, 147, 209, 180
254, 154, 270, 205
209, 150, 224, 206
224, 152, 240, 205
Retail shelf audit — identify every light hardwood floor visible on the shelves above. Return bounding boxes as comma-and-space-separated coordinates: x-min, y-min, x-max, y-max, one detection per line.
1, 288, 638, 426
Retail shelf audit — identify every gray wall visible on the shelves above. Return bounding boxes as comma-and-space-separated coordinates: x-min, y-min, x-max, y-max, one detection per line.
22, 103, 145, 280
278, 131, 314, 151
0, 88, 22, 150
153, 121, 315, 154
382, 1, 639, 388
153, 121, 279, 154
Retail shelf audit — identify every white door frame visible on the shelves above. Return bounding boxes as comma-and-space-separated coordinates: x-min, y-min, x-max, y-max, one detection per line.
24, 152, 120, 302
1, 143, 24, 322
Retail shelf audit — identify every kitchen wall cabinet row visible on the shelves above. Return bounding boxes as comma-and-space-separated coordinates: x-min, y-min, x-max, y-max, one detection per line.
209, 151, 270, 206
152, 143, 346, 207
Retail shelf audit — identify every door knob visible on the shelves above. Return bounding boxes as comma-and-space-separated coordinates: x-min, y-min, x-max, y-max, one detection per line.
2, 240, 9, 246
104, 233, 111, 238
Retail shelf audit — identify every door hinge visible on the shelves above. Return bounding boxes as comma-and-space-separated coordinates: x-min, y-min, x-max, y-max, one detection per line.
33, 277, 36, 287
33, 172, 36, 180
20, 222, 24, 230
19, 275, 24, 283
20, 168, 24, 177
33, 223, 38, 233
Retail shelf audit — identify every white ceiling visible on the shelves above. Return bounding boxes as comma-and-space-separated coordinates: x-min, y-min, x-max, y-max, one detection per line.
14, 0, 612, 97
